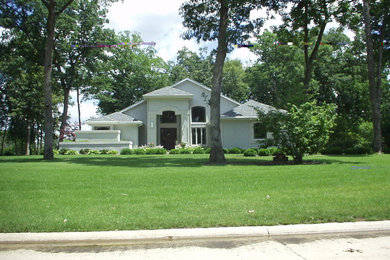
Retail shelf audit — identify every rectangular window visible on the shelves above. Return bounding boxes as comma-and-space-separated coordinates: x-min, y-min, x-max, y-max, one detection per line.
254, 123, 267, 139
191, 127, 206, 145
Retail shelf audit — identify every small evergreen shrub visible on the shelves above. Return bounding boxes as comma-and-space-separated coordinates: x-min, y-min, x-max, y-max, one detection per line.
223, 148, 229, 154
193, 146, 205, 154
53, 149, 59, 155
107, 150, 119, 155
79, 149, 90, 155
59, 148, 70, 155
120, 148, 133, 155
267, 147, 280, 156
88, 149, 100, 155
257, 148, 269, 156
243, 148, 257, 157
65, 150, 78, 155
100, 149, 109, 154
133, 148, 146, 155
228, 147, 242, 154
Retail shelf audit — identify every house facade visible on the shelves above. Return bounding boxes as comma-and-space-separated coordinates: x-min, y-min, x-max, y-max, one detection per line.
60, 78, 275, 151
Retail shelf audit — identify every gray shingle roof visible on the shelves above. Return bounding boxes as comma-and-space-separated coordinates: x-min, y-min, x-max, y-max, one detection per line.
222, 100, 276, 118
87, 112, 135, 123
143, 86, 193, 97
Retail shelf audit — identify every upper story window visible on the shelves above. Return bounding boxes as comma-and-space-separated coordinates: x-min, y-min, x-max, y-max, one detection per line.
253, 122, 267, 139
161, 111, 177, 124
191, 106, 206, 123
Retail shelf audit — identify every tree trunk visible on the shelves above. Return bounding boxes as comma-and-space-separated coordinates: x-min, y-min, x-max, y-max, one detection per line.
362, 0, 382, 153
43, 0, 56, 160
59, 81, 70, 143
209, 0, 228, 164
77, 86, 81, 130
25, 119, 31, 155
1, 118, 8, 155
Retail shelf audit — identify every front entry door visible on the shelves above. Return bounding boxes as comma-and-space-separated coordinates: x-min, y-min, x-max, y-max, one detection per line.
160, 128, 177, 150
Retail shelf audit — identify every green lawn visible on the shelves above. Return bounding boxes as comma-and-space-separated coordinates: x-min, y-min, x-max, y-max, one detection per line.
0, 154, 389, 233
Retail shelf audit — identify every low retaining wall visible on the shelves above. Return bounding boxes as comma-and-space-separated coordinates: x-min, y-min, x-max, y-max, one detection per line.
59, 141, 133, 152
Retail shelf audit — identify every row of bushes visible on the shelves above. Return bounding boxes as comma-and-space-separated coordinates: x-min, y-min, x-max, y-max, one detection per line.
321, 145, 374, 155
58, 148, 119, 155
120, 148, 167, 155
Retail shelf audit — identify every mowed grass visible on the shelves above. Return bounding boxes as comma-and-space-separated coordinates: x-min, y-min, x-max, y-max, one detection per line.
0, 154, 389, 232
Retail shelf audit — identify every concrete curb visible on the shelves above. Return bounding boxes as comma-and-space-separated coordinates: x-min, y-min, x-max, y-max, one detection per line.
1, 221, 390, 246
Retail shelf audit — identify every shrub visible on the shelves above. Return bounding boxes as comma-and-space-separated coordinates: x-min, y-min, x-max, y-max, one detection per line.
65, 150, 78, 155
120, 148, 133, 155
258, 148, 270, 156
322, 146, 343, 155
229, 147, 242, 154
133, 148, 146, 155
79, 149, 90, 155
59, 148, 70, 155
100, 149, 109, 154
267, 147, 280, 156
53, 149, 59, 155
193, 146, 205, 154
205, 148, 211, 154
88, 149, 100, 155
243, 148, 258, 157
223, 148, 229, 154
169, 149, 181, 154
179, 148, 192, 154
107, 150, 119, 155
145, 148, 167, 155
2, 147, 15, 156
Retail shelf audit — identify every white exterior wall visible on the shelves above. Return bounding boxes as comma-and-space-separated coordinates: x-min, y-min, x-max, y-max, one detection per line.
114, 125, 139, 147
221, 119, 260, 149
146, 98, 190, 145
122, 101, 147, 146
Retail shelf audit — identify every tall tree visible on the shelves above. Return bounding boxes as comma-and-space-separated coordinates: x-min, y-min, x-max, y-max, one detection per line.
362, 0, 389, 153
180, 0, 272, 164
91, 32, 169, 115
40, 0, 75, 159
53, 0, 114, 142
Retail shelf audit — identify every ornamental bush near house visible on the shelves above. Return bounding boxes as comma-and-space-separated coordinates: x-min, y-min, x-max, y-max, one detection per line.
53, 149, 59, 155
228, 147, 242, 154
223, 148, 229, 154
192, 146, 205, 154
169, 149, 181, 154
79, 149, 90, 155
205, 148, 211, 154
88, 150, 100, 155
179, 148, 192, 154
257, 148, 270, 156
133, 148, 146, 155
145, 148, 167, 155
59, 148, 70, 155
120, 148, 133, 155
243, 148, 258, 157
107, 150, 119, 155
65, 150, 78, 155
99, 149, 109, 154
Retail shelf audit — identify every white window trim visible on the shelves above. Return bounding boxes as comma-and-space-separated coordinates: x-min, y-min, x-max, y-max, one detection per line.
191, 127, 206, 145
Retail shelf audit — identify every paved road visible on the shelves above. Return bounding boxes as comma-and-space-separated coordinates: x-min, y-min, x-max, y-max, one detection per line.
1, 232, 390, 260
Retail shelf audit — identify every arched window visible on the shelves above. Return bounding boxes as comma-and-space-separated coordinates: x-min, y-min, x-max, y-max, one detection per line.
161, 111, 176, 123
253, 122, 267, 139
191, 106, 206, 123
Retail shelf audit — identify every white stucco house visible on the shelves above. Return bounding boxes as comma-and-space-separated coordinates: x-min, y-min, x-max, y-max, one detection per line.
60, 78, 276, 151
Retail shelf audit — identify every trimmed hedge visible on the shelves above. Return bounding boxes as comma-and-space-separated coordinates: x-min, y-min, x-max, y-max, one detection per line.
228, 147, 242, 154
120, 148, 133, 155
243, 148, 258, 157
